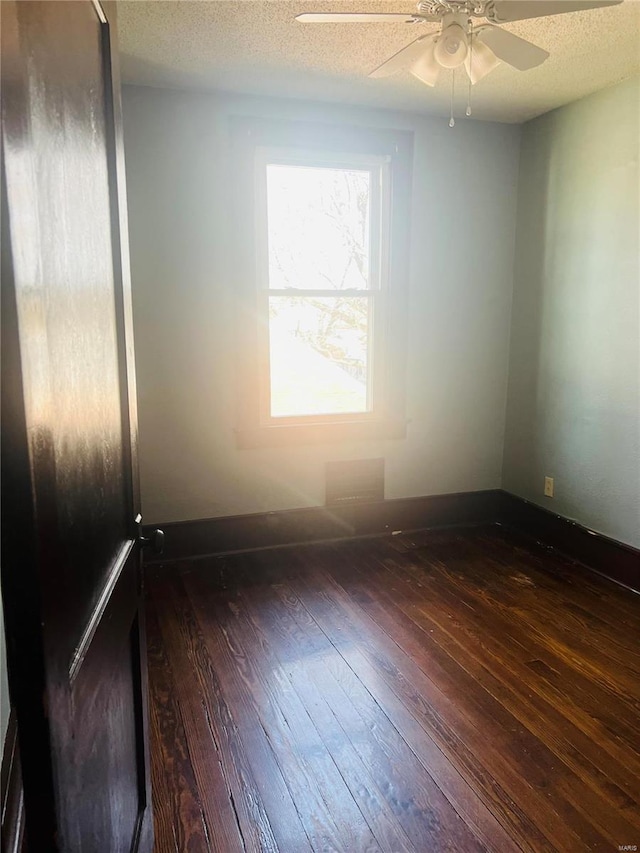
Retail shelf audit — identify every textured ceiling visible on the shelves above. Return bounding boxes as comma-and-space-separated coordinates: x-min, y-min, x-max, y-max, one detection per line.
117, 0, 640, 123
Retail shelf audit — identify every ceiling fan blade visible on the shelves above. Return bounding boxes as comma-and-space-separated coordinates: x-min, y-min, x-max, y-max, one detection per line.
477, 25, 549, 70
487, 0, 621, 24
369, 34, 437, 78
296, 13, 432, 23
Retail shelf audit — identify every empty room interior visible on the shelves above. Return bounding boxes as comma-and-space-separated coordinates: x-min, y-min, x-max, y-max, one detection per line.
1, 1, 639, 851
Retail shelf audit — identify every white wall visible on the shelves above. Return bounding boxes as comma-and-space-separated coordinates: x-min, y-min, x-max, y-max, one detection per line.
122, 85, 521, 524
503, 76, 640, 548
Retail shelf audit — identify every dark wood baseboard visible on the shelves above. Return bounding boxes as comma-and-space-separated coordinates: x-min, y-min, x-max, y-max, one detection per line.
144, 488, 640, 593
497, 491, 640, 593
1, 712, 25, 853
143, 489, 503, 564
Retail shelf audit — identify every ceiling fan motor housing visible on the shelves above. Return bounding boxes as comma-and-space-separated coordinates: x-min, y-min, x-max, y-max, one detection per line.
434, 13, 470, 67
417, 0, 497, 20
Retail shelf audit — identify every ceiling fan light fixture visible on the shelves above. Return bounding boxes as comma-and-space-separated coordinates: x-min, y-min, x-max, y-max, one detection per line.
410, 42, 440, 86
464, 34, 501, 84
433, 23, 468, 68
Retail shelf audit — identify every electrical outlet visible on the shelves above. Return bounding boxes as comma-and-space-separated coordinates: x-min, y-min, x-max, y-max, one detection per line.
544, 476, 554, 498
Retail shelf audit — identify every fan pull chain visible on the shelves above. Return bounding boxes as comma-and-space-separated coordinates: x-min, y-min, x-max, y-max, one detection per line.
449, 70, 455, 128
466, 32, 473, 116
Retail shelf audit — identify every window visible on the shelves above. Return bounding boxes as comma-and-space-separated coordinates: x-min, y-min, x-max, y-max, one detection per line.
258, 149, 388, 422
233, 120, 412, 447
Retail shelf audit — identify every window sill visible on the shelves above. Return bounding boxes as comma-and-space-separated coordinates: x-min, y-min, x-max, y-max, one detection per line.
235, 418, 408, 449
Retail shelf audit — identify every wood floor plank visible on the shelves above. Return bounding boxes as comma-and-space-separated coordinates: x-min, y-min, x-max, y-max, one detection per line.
233, 588, 413, 852
147, 527, 640, 853
235, 554, 481, 853
184, 569, 364, 852
480, 529, 640, 630
386, 543, 640, 801
251, 561, 501, 852
328, 539, 640, 845
261, 551, 528, 851
189, 565, 383, 853
150, 574, 277, 852
182, 581, 316, 853
402, 542, 640, 773
355, 539, 640, 820
146, 602, 212, 853
287, 546, 593, 853
437, 532, 640, 703
490, 528, 640, 626
488, 544, 640, 687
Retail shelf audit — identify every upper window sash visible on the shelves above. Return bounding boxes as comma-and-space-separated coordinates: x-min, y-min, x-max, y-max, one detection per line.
254, 147, 391, 296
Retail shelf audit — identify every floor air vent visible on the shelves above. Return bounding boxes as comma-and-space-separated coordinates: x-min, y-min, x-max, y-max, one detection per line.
326, 458, 385, 505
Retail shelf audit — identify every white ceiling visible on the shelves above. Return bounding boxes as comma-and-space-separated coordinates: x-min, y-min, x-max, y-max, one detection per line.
117, 0, 640, 123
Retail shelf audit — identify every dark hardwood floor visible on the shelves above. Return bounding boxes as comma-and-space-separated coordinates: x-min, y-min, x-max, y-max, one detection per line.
146, 525, 640, 853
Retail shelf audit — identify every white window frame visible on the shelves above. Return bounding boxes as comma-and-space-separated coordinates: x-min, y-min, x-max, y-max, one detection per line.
254, 147, 391, 428
232, 118, 412, 449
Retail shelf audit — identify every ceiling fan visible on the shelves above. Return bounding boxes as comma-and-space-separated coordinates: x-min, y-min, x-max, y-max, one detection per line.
296, 1, 622, 92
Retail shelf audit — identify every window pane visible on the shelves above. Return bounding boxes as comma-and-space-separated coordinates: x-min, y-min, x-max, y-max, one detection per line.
266, 165, 371, 291
269, 296, 370, 417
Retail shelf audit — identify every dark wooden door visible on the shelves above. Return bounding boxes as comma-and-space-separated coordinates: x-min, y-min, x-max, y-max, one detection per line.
1, 2, 153, 850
